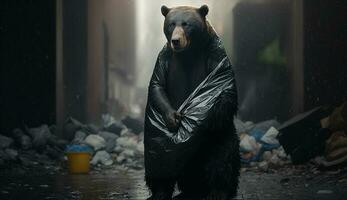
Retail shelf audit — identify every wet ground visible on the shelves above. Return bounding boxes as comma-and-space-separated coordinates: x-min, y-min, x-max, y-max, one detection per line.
0, 164, 346, 200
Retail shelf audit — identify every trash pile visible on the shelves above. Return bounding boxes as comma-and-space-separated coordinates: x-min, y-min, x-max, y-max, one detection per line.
0, 125, 67, 169
310, 102, 347, 168
0, 114, 145, 171
278, 102, 347, 168
237, 101, 347, 171
66, 114, 144, 169
2, 101, 346, 172
235, 118, 291, 171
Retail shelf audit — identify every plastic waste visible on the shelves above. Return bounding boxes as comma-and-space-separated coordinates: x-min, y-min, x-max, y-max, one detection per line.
240, 134, 260, 153
27, 125, 53, 150
91, 150, 113, 166
84, 134, 106, 151
0, 135, 13, 149
66, 144, 93, 154
13, 128, 32, 150
98, 131, 119, 153
145, 31, 237, 178
72, 131, 87, 144
261, 127, 280, 145
102, 114, 125, 135
146, 56, 234, 144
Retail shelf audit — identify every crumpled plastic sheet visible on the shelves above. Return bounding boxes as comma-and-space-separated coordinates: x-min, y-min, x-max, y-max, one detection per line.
147, 56, 234, 144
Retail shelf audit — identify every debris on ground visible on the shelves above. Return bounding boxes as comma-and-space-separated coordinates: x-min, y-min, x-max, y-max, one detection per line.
314, 131, 347, 167
277, 107, 331, 164
0, 114, 144, 171
238, 101, 347, 172
72, 130, 87, 144
2, 100, 346, 174
101, 114, 125, 135
0, 124, 66, 171
27, 124, 55, 151
0, 135, 14, 149
83, 134, 106, 151
91, 150, 113, 166
120, 116, 144, 135
98, 131, 119, 153
237, 117, 287, 169
329, 102, 347, 131
12, 128, 32, 150
261, 126, 280, 145
278, 101, 347, 168
68, 115, 144, 169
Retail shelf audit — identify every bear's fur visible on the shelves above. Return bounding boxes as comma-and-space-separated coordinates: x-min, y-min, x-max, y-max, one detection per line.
145, 5, 240, 200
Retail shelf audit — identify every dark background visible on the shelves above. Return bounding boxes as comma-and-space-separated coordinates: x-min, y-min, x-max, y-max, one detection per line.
1, 0, 56, 133
0, 0, 346, 134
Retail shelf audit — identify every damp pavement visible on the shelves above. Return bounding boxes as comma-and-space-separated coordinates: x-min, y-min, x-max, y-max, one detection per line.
0, 165, 346, 200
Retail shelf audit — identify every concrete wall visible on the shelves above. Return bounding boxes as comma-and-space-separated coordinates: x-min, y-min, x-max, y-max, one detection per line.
103, 0, 137, 118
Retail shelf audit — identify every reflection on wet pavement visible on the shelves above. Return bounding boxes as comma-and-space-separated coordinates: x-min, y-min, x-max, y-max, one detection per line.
1, 166, 347, 200
0, 167, 148, 200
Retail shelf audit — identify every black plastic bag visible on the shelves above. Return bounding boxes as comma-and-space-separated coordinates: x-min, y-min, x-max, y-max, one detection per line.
147, 57, 233, 144
144, 30, 236, 178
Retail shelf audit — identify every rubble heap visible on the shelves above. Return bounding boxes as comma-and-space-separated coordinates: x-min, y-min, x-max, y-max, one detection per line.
235, 118, 291, 171
65, 114, 144, 169
1, 101, 346, 172
0, 125, 67, 169
0, 114, 145, 171
237, 101, 347, 171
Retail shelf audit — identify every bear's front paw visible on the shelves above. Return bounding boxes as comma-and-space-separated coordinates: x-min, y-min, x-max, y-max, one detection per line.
164, 110, 182, 132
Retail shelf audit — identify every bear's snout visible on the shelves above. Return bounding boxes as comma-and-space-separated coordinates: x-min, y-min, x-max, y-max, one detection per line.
171, 26, 188, 51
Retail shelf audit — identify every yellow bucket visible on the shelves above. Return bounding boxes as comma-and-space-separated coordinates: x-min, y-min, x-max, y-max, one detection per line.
67, 152, 91, 174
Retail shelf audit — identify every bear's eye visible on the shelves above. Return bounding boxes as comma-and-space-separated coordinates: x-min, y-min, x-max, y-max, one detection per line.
182, 22, 188, 27
169, 22, 175, 28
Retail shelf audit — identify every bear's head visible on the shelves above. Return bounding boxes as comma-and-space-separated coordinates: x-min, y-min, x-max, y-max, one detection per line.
161, 5, 209, 53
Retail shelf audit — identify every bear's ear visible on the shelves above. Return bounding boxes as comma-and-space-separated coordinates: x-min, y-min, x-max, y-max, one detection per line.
198, 5, 209, 17
161, 5, 170, 17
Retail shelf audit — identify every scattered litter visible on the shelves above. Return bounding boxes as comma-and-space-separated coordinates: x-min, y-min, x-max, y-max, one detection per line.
234, 118, 254, 134
0, 135, 14, 149
261, 127, 279, 145
3, 103, 345, 174
12, 128, 32, 150
5, 149, 18, 161
27, 125, 54, 150
84, 134, 106, 151
121, 116, 144, 135
72, 131, 87, 144
252, 119, 281, 132
278, 107, 330, 164
91, 150, 113, 166
239, 122, 282, 165
329, 102, 346, 131
240, 133, 259, 153
258, 161, 269, 171
98, 131, 119, 153
102, 114, 125, 135
325, 131, 347, 162
66, 144, 93, 154
63, 117, 84, 140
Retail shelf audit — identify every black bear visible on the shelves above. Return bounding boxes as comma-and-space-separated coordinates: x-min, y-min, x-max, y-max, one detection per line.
144, 5, 240, 200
